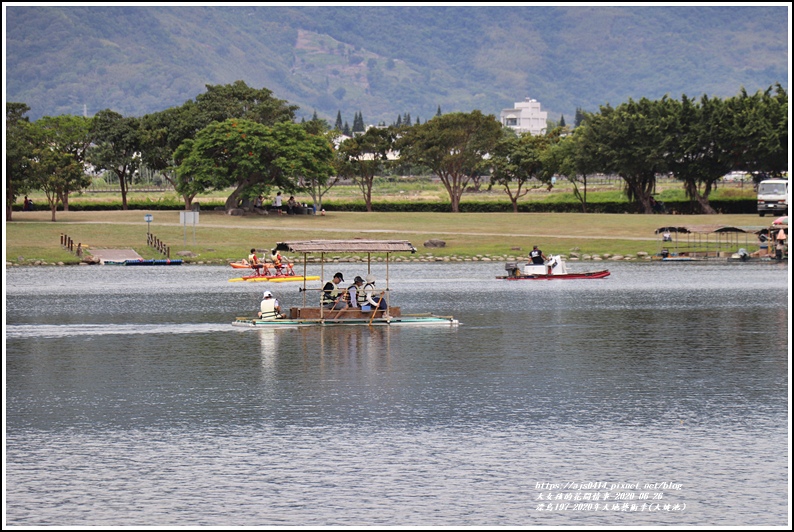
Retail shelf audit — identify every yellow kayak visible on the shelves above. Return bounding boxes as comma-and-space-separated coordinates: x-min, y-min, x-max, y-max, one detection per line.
229, 275, 320, 283
268, 275, 320, 283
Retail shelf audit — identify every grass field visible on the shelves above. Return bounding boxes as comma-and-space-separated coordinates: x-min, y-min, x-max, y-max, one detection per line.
5, 206, 769, 265
6, 178, 764, 265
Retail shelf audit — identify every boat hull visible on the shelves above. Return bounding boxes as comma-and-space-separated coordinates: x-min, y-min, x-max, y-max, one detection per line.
233, 305, 457, 327
104, 259, 183, 266
496, 270, 610, 280
232, 315, 458, 327
229, 275, 320, 283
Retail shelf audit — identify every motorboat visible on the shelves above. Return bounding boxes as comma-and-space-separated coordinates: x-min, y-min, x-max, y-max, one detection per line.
497, 255, 610, 280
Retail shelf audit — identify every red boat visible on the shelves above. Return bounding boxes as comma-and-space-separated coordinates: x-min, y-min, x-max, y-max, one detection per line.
230, 260, 254, 269
497, 256, 610, 280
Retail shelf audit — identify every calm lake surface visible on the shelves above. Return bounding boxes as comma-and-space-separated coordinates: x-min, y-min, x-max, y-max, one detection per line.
4, 260, 790, 526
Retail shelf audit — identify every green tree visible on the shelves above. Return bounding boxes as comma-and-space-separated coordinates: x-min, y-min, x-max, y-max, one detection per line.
663, 95, 734, 214
27, 125, 87, 221
5, 102, 33, 221
139, 102, 210, 209
88, 109, 141, 210
299, 124, 340, 214
727, 84, 788, 179
334, 110, 343, 131
578, 98, 671, 213
337, 126, 395, 211
139, 82, 298, 210
574, 107, 585, 128
490, 129, 553, 213
33, 114, 94, 211
396, 110, 503, 212
541, 128, 599, 212
194, 80, 297, 125
174, 119, 334, 211
559, 114, 566, 128
352, 111, 365, 133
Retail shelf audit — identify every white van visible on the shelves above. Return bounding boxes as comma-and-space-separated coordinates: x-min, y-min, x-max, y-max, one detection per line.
757, 179, 788, 216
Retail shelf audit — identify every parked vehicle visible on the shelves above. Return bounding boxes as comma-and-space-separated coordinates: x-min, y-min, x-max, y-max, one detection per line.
757, 179, 788, 216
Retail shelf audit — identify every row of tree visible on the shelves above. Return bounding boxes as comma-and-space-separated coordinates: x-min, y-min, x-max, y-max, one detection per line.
6, 81, 787, 222
339, 84, 787, 214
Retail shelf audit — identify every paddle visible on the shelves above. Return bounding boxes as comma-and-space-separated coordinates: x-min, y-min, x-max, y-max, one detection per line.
330, 288, 349, 319
368, 291, 386, 326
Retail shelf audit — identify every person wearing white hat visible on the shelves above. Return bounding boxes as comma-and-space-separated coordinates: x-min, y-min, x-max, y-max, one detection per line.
362, 274, 387, 311
258, 290, 285, 320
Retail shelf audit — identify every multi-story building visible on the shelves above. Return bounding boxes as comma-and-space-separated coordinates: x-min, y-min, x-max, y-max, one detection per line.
500, 97, 548, 135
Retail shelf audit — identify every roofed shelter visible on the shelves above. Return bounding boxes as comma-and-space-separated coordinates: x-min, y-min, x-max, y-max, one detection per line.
655, 226, 761, 258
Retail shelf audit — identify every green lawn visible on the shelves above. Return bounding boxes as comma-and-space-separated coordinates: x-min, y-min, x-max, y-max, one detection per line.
6, 207, 768, 265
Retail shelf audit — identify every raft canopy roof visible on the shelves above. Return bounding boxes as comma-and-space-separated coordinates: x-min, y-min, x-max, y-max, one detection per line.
275, 239, 417, 254
656, 225, 756, 235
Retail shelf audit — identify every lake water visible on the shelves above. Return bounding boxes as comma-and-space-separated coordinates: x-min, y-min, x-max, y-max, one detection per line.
4, 260, 790, 526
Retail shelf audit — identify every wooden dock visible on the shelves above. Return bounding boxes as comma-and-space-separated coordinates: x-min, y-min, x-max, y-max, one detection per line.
88, 249, 144, 264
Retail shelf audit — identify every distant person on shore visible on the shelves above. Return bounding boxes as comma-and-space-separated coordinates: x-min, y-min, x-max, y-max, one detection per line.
273, 192, 283, 214
286, 195, 298, 215
650, 196, 667, 214
775, 238, 786, 260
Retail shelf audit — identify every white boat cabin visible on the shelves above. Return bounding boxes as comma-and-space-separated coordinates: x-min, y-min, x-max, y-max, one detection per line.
523, 255, 568, 276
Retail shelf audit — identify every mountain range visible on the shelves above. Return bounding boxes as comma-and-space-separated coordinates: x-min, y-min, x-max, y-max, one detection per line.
4, 5, 790, 126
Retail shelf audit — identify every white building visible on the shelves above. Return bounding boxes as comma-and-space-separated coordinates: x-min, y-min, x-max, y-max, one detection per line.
500, 97, 548, 135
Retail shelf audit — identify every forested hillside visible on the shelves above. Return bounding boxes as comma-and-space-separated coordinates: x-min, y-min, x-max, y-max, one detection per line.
5, 5, 788, 124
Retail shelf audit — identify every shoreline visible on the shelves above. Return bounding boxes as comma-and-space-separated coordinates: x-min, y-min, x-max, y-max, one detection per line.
8, 251, 783, 268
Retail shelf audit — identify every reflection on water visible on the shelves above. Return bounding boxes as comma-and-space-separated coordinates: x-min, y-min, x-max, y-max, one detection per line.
4, 261, 789, 526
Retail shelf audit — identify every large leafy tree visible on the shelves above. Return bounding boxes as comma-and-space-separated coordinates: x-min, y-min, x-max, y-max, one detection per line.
396, 110, 503, 212
194, 80, 298, 125
295, 117, 338, 213
294, 127, 340, 214
174, 119, 334, 211
490, 128, 557, 213
139, 102, 206, 209
663, 95, 735, 214
140, 82, 299, 209
541, 128, 599, 213
6, 102, 33, 221
579, 98, 672, 213
33, 114, 94, 211
726, 84, 788, 180
337, 126, 395, 211
26, 126, 87, 221
88, 110, 141, 210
